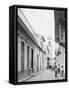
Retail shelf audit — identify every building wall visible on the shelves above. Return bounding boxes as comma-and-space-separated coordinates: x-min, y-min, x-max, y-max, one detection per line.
18, 34, 35, 72
18, 8, 46, 74
18, 36, 21, 71
18, 33, 45, 72
34, 47, 39, 72
54, 10, 65, 73
54, 10, 65, 46
18, 27, 46, 72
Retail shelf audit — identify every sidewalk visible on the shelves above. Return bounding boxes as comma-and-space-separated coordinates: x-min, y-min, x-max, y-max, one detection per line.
18, 70, 43, 82
18, 69, 65, 82
25, 69, 65, 81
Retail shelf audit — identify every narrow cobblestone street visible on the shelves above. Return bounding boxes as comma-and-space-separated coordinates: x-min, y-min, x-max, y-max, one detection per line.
25, 69, 64, 81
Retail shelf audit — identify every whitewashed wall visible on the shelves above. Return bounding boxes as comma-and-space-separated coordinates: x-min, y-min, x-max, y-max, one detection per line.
18, 37, 21, 71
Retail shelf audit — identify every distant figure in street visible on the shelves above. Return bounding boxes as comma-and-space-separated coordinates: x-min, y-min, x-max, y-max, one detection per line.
57, 64, 60, 74
55, 66, 58, 78
47, 58, 50, 69
57, 64, 60, 79
61, 66, 64, 77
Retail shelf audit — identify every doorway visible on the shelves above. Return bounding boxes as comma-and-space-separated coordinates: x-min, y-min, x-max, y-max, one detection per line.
31, 49, 34, 71
21, 42, 24, 72
27, 46, 30, 71
37, 55, 39, 72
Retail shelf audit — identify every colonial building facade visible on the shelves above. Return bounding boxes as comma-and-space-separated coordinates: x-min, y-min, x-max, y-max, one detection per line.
54, 10, 65, 47
18, 8, 46, 82
54, 10, 65, 73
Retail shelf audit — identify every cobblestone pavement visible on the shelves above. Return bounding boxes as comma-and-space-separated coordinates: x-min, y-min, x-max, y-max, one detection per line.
25, 69, 64, 81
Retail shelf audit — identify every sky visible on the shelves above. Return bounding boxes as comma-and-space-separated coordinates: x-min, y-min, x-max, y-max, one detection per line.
21, 8, 55, 43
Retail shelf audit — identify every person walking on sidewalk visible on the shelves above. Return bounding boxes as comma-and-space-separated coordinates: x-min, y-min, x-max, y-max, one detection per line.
61, 65, 64, 77
55, 65, 58, 78
57, 64, 61, 79
57, 64, 60, 74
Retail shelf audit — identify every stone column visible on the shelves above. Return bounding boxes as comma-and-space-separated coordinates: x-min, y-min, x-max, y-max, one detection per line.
18, 37, 21, 72
24, 42, 27, 71
29, 47, 31, 69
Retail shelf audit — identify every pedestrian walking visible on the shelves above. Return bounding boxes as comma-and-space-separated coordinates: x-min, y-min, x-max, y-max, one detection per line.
57, 64, 60, 74
61, 66, 64, 77
55, 66, 58, 78
57, 64, 61, 79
